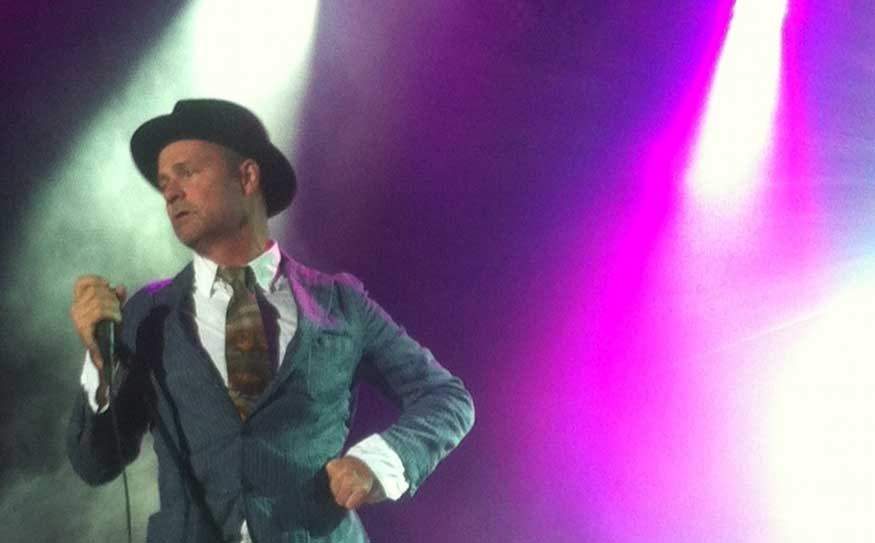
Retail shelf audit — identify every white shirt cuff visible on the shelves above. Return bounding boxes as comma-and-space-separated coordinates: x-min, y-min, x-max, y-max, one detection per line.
345, 433, 409, 501
80, 351, 109, 414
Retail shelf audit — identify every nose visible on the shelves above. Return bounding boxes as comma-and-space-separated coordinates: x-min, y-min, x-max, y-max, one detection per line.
162, 177, 183, 205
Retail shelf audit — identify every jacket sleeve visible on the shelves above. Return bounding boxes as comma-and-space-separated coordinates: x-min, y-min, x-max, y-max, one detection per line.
340, 275, 475, 497
65, 289, 154, 486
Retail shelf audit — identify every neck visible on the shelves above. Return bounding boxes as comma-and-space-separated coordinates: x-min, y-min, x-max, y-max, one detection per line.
198, 224, 270, 267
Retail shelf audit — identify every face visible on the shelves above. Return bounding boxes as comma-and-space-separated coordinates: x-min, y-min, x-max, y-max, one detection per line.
157, 140, 249, 253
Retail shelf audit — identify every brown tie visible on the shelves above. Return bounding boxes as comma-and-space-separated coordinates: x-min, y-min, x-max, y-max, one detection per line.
217, 266, 272, 421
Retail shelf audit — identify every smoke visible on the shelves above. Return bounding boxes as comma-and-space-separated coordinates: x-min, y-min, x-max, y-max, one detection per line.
0, 331, 161, 541
1, 3, 318, 540
0, 447, 159, 541
0, 6, 197, 541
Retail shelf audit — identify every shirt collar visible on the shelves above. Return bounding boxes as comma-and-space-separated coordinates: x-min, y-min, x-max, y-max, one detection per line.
192, 240, 283, 297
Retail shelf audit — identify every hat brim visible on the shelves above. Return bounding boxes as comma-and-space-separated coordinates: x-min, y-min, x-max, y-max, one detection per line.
131, 113, 295, 217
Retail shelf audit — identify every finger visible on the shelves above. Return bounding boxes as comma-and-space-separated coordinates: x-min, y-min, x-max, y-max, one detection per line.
333, 478, 361, 509
77, 289, 120, 310
96, 298, 123, 321
332, 482, 350, 508
75, 287, 117, 317
71, 301, 121, 347
81, 289, 123, 315
75, 281, 122, 317
89, 348, 105, 371
78, 299, 122, 324
329, 472, 348, 505
70, 306, 92, 347
75, 284, 103, 305
74, 275, 109, 298
78, 282, 119, 303
343, 488, 369, 510
74, 275, 108, 294
328, 465, 356, 504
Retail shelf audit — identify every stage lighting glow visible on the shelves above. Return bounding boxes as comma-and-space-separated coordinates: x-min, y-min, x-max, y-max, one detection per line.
188, 0, 320, 233
685, 0, 788, 212
191, 0, 319, 113
6, 5, 319, 535
10, 0, 319, 349
765, 276, 875, 543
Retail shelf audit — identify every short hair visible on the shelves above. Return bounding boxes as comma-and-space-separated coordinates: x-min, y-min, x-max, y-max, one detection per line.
218, 145, 267, 213
220, 145, 247, 175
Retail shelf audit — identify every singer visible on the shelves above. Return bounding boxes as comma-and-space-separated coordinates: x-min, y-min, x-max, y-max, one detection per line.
66, 99, 474, 542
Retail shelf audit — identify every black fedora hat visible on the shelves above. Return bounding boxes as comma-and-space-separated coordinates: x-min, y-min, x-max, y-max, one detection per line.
130, 98, 296, 217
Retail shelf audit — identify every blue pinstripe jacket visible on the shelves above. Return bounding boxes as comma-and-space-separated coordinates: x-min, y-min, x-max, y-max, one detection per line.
66, 255, 475, 542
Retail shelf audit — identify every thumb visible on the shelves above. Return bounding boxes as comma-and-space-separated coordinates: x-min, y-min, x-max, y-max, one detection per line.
114, 285, 128, 304
325, 458, 341, 476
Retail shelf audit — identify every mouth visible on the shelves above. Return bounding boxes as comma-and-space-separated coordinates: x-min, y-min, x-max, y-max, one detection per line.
172, 209, 193, 223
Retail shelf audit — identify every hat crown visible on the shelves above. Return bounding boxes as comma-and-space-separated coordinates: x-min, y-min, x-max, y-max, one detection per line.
170, 99, 271, 154
130, 98, 296, 216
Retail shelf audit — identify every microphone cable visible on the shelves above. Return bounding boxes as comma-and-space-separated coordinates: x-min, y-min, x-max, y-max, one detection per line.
97, 320, 133, 543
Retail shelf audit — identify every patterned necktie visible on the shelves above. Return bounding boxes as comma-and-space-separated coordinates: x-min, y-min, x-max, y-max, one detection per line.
217, 266, 272, 421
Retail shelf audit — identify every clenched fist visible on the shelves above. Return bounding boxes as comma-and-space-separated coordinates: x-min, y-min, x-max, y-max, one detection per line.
325, 456, 380, 510
70, 275, 127, 405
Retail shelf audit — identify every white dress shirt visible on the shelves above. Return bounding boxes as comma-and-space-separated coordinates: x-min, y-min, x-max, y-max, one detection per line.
81, 241, 408, 541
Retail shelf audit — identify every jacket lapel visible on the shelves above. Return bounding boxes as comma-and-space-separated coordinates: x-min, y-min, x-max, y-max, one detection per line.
161, 255, 341, 418
255, 254, 337, 406
164, 264, 234, 402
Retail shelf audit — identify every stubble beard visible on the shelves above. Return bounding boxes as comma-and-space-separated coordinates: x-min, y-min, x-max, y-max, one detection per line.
175, 211, 252, 257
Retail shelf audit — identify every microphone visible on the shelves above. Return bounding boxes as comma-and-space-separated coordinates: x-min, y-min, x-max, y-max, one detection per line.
95, 319, 116, 389
95, 317, 134, 543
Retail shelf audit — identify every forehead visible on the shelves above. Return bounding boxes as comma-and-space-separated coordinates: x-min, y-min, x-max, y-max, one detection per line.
157, 139, 226, 169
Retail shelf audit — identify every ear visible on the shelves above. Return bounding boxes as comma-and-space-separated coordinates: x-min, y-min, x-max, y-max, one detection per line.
239, 159, 262, 197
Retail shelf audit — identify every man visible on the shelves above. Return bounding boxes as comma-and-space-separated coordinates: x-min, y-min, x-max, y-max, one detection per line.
66, 99, 475, 542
